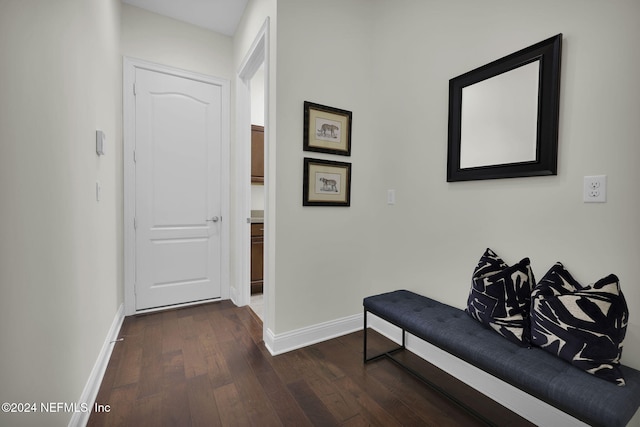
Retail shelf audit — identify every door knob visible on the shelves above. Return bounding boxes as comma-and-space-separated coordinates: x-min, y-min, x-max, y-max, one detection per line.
206, 216, 220, 222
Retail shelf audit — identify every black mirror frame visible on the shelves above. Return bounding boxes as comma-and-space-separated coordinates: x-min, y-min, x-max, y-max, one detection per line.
447, 34, 562, 182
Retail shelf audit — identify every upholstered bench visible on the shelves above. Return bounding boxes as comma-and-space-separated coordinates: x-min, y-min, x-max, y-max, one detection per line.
363, 290, 640, 427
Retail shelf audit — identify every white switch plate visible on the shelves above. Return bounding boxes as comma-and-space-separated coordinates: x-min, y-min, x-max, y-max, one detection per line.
96, 130, 105, 156
583, 175, 606, 203
387, 189, 396, 205
96, 181, 101, 202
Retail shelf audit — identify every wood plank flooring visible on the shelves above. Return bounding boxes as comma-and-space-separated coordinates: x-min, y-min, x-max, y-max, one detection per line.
88, 300, 534, 427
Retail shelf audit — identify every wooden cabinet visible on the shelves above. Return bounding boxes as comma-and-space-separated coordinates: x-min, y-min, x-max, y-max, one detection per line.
250, 124, 264, 293
251, 125, 264, 184
251, 223, 264, 294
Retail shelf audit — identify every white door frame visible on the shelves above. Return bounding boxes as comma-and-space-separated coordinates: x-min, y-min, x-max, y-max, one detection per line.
235, 19, 271, 324
123, 57, 231, 316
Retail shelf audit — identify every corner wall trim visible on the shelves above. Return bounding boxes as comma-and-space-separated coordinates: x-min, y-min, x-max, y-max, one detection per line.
68, 304, 124, 427
265, 313, 362, 356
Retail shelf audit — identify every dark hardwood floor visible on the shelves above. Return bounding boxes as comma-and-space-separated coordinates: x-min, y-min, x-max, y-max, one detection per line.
88, 300, 534, 427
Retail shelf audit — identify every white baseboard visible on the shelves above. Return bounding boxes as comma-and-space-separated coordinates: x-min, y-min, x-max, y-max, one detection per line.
228, 285, 239, 307
68, 304, 124, 427
264, 313, 363, 356
366, 314, 588, 427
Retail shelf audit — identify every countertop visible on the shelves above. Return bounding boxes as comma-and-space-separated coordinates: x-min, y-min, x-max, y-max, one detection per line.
251, 210, 264, 224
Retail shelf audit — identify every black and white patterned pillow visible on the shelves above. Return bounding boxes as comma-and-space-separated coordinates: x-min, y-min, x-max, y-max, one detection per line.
531, 263, 628, 386
466, 248, 536, 346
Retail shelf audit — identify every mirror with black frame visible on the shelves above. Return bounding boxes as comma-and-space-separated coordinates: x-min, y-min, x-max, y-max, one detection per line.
447, 34, 562, 182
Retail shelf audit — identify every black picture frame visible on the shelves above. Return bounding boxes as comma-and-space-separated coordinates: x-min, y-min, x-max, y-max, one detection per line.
303, 101, 352, 156
447, 34, 562, 182
303, 158, 351, 206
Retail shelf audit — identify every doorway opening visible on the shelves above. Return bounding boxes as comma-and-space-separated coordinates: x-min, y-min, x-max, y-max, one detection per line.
123, 57, 231, 316
249, 63, 265, 320
236, 18, 270, 336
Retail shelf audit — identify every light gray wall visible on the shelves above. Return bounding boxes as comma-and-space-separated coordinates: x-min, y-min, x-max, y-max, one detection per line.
121, 4, 233, 79
274, 0, 376, 330
273, 0, 640, 370
0, 1, 122, 426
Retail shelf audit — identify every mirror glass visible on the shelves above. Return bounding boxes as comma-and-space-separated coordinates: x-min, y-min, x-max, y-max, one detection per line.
460, 60, 539, 169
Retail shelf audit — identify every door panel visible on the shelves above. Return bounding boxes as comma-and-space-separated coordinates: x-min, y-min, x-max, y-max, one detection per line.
135, 68, 222, 310
151, 94, 208, 226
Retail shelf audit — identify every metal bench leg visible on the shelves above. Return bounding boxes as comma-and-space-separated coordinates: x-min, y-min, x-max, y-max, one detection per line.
362, 308, 496, 426
363, 309, 368, 363
363, 309, 405, 363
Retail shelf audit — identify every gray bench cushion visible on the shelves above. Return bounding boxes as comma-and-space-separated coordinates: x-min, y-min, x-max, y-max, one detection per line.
364, 290, 640, 427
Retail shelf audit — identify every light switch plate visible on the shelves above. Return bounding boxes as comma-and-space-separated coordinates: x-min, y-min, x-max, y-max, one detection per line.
96, 130, 105, 156
387, 189, 396, 205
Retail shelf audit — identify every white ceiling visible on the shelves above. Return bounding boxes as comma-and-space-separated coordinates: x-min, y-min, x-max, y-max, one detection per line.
122, 0, 249, 36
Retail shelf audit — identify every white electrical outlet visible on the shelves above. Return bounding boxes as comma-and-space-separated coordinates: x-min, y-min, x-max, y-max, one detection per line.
583, 175, 606, 203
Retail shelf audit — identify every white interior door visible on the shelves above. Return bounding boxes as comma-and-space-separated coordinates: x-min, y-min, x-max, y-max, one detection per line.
134, 67, 222, 311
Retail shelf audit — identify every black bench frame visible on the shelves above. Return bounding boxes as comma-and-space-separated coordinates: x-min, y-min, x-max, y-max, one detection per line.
364, 307, 498, 426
